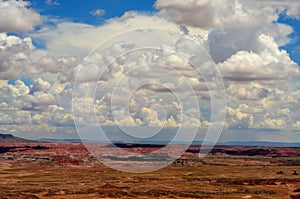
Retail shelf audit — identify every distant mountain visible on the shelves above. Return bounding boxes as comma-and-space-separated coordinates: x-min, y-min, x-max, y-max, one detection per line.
107, 140, 300, 147
37, 138, 300, 147
0, 134, 33, 143
219, 141, 300, 147
38, 138, 85, 143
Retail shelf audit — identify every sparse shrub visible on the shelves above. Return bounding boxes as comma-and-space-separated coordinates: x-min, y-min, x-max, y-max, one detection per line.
294, 188, 300, 192
291, 194, 300, 199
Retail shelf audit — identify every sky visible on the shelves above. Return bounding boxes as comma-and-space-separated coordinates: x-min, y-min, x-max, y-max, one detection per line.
0, 0, 300, 143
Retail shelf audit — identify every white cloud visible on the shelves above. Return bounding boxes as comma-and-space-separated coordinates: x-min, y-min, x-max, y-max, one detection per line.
7, 80, 30, 97
90, 9, 105, 17
155, 0, 237, 28
0, 0, 42, 32
156, 0, 296, 63
30, 14, 207, 59
293, 121, 300, 130
286, 6, 300, 19
0, 110, 32, 124
0, 111, 13, 124
155, 0, 298, 29
263, 118, 286, 129
0, 3, 298, 139
226, 83, 270, 100
0, 78, 62, 112
218, 34, 299, 82
31, 78, 51, 92
32, 105, 73, 127
45, 0, 59, 6
227, 104, 254, 128
0, 33, 35, 79
35, 56, 77, 73
260, 0, 300, 19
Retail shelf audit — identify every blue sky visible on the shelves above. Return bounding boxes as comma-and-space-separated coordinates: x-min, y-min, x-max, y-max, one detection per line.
29, 0, 156, 25
278, 16, 300, 65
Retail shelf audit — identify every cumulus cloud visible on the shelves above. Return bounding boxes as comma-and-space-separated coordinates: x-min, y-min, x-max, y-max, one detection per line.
31, 105, 73, 127
0, 33, 35, 80
66, 9, 298, 134
35, 56, 77, 73
155, 0, 237, 28
9, 80, 30, 97
149, 0, 299, 133
73, 31, 226, 131
218, 34, 299, 82
0, 110, 32, 124
30, 14, 207, 59
0, 80, 30, 112
226, 83, 270, 100
0, 1, 299, 139
260, 0, 300, 19
0, 78, 65, 113
0, 0, 42, 32
31, 78, 51, 92
156, 0, 296, 63
227, 104, 254, 128
155, 0, 297, 29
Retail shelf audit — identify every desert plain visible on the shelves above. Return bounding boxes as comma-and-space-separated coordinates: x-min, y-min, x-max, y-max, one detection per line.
0, 140, 299, 199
